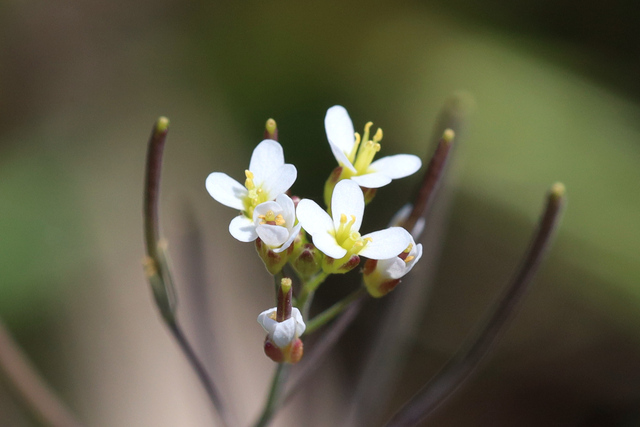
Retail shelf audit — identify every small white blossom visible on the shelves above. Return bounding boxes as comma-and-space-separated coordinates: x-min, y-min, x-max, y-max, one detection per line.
252, 194, 301, 252
297, 179, 411, 260
257, 307, 306, 349
205, 139, 297, 242
324, 105, 422, 188
363, 231, 423, 297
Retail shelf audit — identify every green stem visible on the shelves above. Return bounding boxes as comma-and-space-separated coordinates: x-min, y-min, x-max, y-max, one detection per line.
305, 288, 366, 334
253, 363, 289, 427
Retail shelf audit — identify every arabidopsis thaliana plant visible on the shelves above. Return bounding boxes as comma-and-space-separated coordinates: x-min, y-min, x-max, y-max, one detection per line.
205, 139, 297, 242
297, 179, 411, 260
324, 105, 422, 188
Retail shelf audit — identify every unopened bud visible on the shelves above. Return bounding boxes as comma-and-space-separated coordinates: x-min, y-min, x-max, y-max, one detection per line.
264, 118, 278, 141
255, 238, 292, 275
291, 243, 323, 280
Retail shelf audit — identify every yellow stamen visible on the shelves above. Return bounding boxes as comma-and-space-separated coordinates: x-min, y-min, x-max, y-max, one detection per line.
275, 214, 285, 226
404, 255, 415, 263
245, 169, 255, 190
373, 127, 383, 142
348, 132, 362, 163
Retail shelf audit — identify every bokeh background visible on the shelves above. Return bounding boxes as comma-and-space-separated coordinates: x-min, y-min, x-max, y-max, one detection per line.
1, 1, 640, 426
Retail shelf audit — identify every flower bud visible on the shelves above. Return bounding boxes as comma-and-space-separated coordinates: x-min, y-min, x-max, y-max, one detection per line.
291, 243, 323, 280
255, 238, 293, 275
264, 118, 278, 141
322, 253, 361, 274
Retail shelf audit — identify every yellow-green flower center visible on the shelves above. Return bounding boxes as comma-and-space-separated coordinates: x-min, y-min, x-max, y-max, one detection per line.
332, 213, 371, 254
243, 170, 270, 218
258, 210, 285, 226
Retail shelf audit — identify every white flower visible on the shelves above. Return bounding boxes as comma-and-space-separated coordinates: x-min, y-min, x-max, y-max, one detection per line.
257, 307, 306, 349
363, 231, 423, 298
296, 179, 411, 260
324, 105, 422, 188
252, 194, 301, 252
205, 139, 297, 242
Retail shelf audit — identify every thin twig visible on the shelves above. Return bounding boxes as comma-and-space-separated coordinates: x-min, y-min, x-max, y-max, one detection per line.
142, 117, 231, 427
0, 318, 84, 427
403, 129, 454, 236
385, 183, 566, 427
253, 363, 290, 427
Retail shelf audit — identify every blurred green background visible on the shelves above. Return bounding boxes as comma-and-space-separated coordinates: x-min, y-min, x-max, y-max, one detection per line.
1, 1, 639, 426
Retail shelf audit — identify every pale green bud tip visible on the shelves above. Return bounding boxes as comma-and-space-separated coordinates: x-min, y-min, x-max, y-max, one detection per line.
280, 277, 292, 294
155, 117, 170, 134
266, 118, 277, 134
442, 128, 455, 143
550, 182, 566, 199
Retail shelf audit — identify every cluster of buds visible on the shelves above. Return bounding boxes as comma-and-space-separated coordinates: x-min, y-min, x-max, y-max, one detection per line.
206, 105, 442, 363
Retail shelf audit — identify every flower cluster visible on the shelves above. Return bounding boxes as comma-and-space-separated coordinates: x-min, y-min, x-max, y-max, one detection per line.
206, 106, 424, 363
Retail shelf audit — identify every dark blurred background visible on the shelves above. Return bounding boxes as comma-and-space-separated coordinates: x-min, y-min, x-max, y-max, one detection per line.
1, 1, 640, 426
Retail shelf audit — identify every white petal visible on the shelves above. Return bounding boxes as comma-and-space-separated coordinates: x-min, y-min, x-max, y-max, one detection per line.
291, 308, 306, 336
325, 106, 355, 158
312, 231, 347, 259
261, 164, 297, 199
257, 308, 278, 333
249, 139, 285, 183
359, 227, 412, 259
272, 223, 301, 254
205, 173, 246, 210
328, 141, 356, 172
275, 193, 296, 227
350, 172, 392, 188
377, 257, 409, 280
272, 318, 297, 348
229, 215, 258, 242
368, 154, 422, 179
256, 224, 289, 248
296, 199, 334, 236
331, 180, 364, 232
